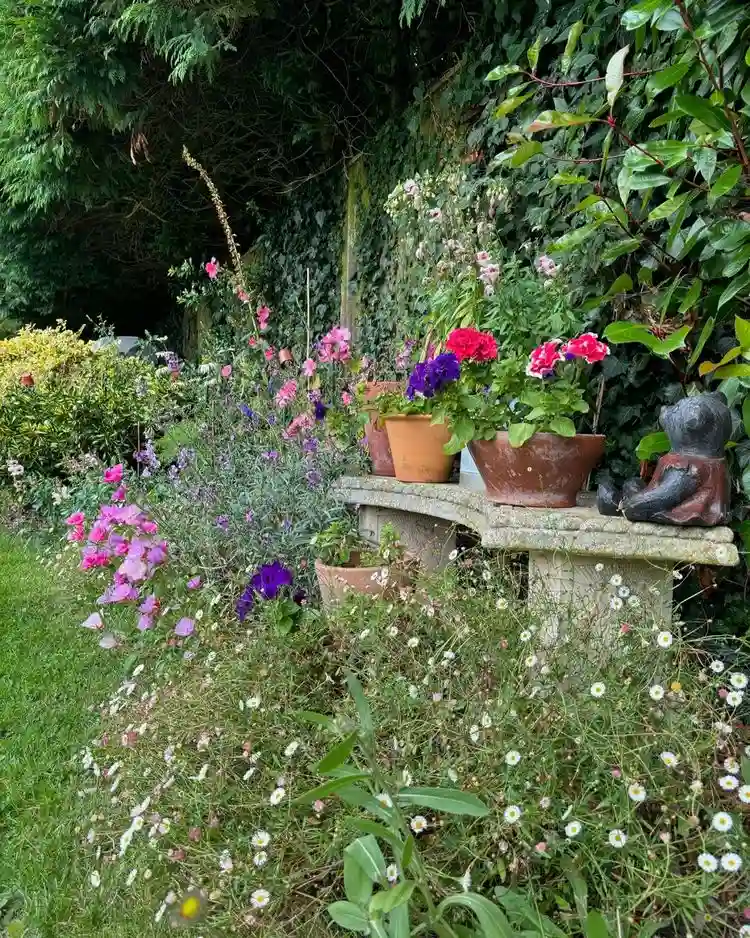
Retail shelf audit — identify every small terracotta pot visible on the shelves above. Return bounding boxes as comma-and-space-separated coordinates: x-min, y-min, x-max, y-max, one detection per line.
469, 432, 605, 508
385, 415, 454, 483
278, 348, 294, 365
315, 557, 413, 608
364, 381, 403, 477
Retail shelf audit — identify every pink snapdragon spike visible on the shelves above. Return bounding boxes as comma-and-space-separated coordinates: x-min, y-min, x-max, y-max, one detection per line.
175, 617, 195, 638
187, 576, 202, 590
561, 333, 610, 364
103, 464, 124, 484
302, 358, 316, 377
205, 257, 219, 280
66, 511, 85, 526
81, 612, 104, 630
111, 485, 126, 503
275, 380, 298, 408
526, 340, 564, 378
341, 391, 353, 406
221, 364, 233, 378
257, 305, 271, 331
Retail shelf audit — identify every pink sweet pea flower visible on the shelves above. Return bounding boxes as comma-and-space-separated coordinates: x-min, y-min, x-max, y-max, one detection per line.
526, 340, 564, 379
81, 612, 104, 630
68, 525, 85, 543
221, 364, 232, 378
137, 614, 154, 631
187, 576, 202, 590
205, 257, 219, 279
140, 595, 159, 615
103, 464, 124, 484
257, 305, 271, 331
341, 391, 353, 406
275, 380, 298, 408
302, 358, 317, 377
175, 617, 195, 637
65, 511, 86, 526
111, 485, 126, 502
140, 520, 158, 535
236, 287, 250, 303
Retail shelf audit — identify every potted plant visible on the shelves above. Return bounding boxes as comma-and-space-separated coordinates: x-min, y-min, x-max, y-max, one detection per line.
468, 333, 609, 507
311, 520, 414, 608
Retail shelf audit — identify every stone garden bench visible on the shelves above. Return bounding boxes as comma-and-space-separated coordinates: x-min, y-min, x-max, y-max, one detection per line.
335, 475, 740, 626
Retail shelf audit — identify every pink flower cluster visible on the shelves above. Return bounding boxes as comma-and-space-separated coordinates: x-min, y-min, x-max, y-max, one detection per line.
318, 326, 351, 364
535, 255, 560, 278
283, 412, 314, 439
526, 333, 609, 378
275, 379, 298, 408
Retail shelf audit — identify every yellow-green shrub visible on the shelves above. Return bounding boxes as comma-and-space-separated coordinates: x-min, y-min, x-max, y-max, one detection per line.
0, 326, 183, 475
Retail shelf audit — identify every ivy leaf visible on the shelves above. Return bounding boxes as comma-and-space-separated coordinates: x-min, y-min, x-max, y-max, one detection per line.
327, 901, 370, 933
718, 273, 750, 309
675, 94, 731, 132
708, 164, 742, 207
527, 111, 598, 133
486, 64, 522, 82
605, 46, 629, 109
636, 431, 670, 460
646, 62, 691, 98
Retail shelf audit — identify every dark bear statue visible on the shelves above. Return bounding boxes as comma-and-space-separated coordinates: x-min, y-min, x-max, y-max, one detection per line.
597, 392, 732, 526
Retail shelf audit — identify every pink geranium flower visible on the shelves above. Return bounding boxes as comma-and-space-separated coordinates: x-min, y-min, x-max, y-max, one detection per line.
65, 511, 85, 526
526, 340, 563, 378
561, 333, 610, 364
220, 364, 232, 378
302, 358, 317, 377
175, 617, 195, 637
103, 464, 124, 484
257, 306, 271, 331
205, 257, 219, 279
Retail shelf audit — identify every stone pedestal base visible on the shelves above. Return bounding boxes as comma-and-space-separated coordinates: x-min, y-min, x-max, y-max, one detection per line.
358, 504, 456, 570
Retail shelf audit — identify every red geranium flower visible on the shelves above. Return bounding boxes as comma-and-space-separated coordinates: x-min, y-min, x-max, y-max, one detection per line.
445, 327, 498, 362
562, 333, 610, 364
526, 340, 563, 378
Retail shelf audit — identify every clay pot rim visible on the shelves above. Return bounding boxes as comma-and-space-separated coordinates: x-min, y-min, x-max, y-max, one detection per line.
485, 430, 606, 442
314, 557, 415, 574
384, 414, 437, 423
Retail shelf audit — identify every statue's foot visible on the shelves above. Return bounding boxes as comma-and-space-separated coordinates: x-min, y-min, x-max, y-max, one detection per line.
597, 480, 622, 517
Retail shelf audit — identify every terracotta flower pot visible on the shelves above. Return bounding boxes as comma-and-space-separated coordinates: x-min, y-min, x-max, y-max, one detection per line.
364, 381, 403, 477
278, 348, 294, 365
315, 557, 413, 608
384, 415, 454, 483
469, 432, 605, 508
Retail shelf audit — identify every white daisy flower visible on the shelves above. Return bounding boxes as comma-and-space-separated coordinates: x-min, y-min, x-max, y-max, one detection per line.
689, 779, 703, 794
503, 805, 522, 824
251, 830, 271, 849
387, 626, 399, 637
710, 660, 725, 674
726, 690, 744, 707
386, 863, 399, 884
610, 574, 623, 587
608, 829, 627, 848
711, 811, 733, 833
519, 630, 532, 643
617, 585, 631, 599
496, 596, 509, 610
539, 796, 551, 809
269, 787, 286, 805
697, 852, 718, 872
649, 685, 665, 701
590, 682, 606, 698
720, 853, 742, 873
627, 782, 646, 803
284, 740, 300, 758
219, 850, 233, 872
730, 672, 748, 689
610, 597, 624, 611
595, 563, 604, 572
719, 775, 739, 791
565, 820, 582, 838
250, 888, 271, 909
410, 815, 428, 834
376, 792, 393, 809
660, 751, 679, 768
525, 654, 538, 668
724, 757, 740, 775
407, 637, 419, 648
738, 784, 750, 804
469, 725, 480, 743
449, 549, 458, 561
253, 851, 268, 867
246, 695, 261, 709
505, 750, 521, 766
656, 631, 673, 648
90, 870, 101, 888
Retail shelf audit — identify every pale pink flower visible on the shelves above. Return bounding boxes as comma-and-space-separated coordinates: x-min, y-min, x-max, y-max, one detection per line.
187, 576, 202, 590
175, 618, 195, 638
275, 380, 298, 408
236, 288, 250, 303
205, 258, 219, 279
257, 306, 271, 331
302, 358, 317, 377
81, 612, 104, 630
220, 364, 232, 378
534, 842, 548, 854
341, 391, 353, 406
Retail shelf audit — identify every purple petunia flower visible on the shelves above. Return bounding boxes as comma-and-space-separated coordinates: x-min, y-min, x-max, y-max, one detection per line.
314, 401, 328, 421
236, 585, 254, 622
251, 560, 293, 599
406, 352, 460, 400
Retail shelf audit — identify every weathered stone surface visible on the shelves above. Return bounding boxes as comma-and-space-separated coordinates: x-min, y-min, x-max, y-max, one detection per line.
336, 476, 739, 567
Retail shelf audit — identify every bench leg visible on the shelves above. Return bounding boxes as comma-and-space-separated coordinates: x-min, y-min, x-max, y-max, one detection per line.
358, 505, 456, 570
527, 550, 674, 644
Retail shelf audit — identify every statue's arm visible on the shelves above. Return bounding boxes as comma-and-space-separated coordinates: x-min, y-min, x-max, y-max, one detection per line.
621, 466, 699, 522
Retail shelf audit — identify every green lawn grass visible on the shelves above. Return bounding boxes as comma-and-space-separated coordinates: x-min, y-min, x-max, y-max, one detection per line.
0, 534, 123, 937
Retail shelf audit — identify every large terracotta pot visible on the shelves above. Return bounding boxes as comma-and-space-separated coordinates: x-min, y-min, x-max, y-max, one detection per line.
364, 381, 403, 477
315, 557, 413, 608
384, 415, 454, 483
469, 432, 605, 508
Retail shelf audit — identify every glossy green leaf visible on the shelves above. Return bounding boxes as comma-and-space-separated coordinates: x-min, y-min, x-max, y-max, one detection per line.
675, 94, 731, 131
646, 62, 691, 97
718, 274, 750, 309
678, 278, 702, 314
687, 315, 714, 370
654, 7, 684, 30
510, 140, 543, 167
345, 848, 375, 906
698, 346, 742, 377
508, 422, 537, 447
585, 910, 610, 938
438, 894, 515, 938
692, 147, 717, 182
602, 273, 634, 299
527, 111, 598, 133
318, 732, 359, 774
369, 882, 415, 916
636, 431, 670, 460
621, 0, 671, 30
327, 901, 371, 933
649, 109, 683, 128
600, 238, 642, 262
711, 364, 750, 379
647, 190, 692, 221
494, 93, 534, 119
547, 222, 601, 252
346, 671, 373, 736
550, 173, 588, 186
293, 773, 371, 804
346, 835, 387, 882
561, 21, 584, 73
486, 64, 522, 82
708, 164, 742, 207
736, 316, 750, 349
605, 46, 629, 108
397, 787, 489, 817
527, 35, 543, 72
549, 417, 576, 437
